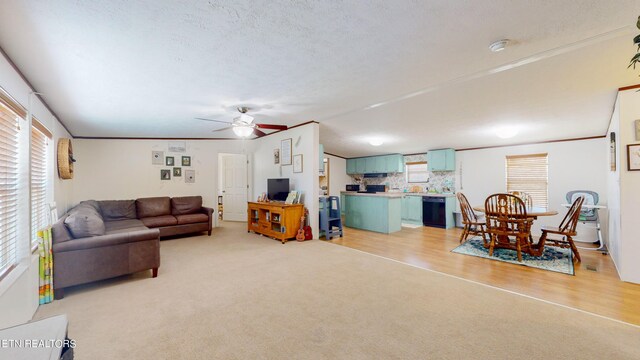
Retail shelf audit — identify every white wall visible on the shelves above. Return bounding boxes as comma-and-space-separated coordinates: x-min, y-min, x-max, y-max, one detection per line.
456, 138, 607, 238
610, 89, 640, 284
72, 139, 249, 222
0, 52, 72, 328
325, 154, 351, 198
249, 123, 320, 238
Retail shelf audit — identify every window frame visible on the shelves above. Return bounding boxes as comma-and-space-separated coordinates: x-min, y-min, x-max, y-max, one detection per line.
505, 153, 549, 209
405, 161, 429, 183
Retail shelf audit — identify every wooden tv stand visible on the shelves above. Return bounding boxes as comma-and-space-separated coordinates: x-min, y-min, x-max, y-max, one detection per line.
247, 202, 304, 243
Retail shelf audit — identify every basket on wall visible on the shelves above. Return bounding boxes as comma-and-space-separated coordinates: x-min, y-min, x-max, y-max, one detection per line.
57, 138, 74, 179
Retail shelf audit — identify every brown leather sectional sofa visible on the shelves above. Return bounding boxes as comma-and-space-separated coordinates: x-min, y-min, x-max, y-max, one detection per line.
51, 196, 213, 299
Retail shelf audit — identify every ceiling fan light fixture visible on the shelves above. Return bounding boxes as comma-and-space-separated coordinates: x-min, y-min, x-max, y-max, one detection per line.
240, 113, 254, 123
232, 125, 254, 137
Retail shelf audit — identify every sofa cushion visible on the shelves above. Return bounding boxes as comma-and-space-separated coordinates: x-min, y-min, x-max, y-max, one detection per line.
99, 200, 137, 221
51, 215, 74, 244
175, 213, 209, 225
64, 207, 105, 238
136, 197, 171, 218
52, 228, 160, 253
140, 215, 178, 228
105, 219, 147, 234
171, 196, 203, 215
79, 200, 100, 213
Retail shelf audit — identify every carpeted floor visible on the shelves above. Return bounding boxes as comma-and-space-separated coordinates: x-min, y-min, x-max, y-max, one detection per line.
36, 222, 640, 359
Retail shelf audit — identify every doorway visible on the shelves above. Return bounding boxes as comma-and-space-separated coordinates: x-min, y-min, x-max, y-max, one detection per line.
319, 157, 329, 196
218, 153, 248, 222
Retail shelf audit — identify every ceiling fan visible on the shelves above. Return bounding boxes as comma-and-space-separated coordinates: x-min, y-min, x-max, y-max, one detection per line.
195, 107, 288, 138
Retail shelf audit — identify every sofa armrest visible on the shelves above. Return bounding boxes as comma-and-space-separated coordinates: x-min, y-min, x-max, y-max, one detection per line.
201, 206, 214, 231
53, 228, 160, 253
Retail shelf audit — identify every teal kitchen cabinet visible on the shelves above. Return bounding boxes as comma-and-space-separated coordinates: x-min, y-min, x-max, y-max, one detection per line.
344, 194, 402, 233
427, 149, 455, 171
346, 159, 357, 174
340, 194, 345, 215
355, 158, 366, 174
346, 154, 405, 174
319, 144, 324, 171
401, 195, 423, 225
365, 157, 377, 173
385, 154, 404, 173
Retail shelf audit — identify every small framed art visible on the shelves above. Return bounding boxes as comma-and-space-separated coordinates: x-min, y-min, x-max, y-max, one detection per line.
627, 144, 640, 171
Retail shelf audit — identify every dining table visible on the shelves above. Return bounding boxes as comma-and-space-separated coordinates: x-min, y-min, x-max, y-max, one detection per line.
472, 205, 558, 256
472, 206, 558, 219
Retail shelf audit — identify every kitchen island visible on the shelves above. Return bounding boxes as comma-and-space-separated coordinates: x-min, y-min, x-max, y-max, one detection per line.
341, 191, 403, 234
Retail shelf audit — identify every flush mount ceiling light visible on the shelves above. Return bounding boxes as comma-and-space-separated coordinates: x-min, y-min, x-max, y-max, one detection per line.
369, 138, 384, 146
489, 39, 511, 52
496, 127, 518, 139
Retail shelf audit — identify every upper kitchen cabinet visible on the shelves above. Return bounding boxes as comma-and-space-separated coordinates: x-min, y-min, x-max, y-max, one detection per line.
427, 149, 455, 171
385, 154, 404, 173
346, 154, 404, 174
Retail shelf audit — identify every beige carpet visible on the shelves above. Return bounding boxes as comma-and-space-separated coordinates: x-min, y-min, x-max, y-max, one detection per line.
36, 222, 640, 359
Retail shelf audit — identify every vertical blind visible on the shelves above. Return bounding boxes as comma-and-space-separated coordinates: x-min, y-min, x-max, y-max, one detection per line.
506, 153, 549, 208
0, 101, 19, 279
406, 162, 429, 183
31, 124, 48, 249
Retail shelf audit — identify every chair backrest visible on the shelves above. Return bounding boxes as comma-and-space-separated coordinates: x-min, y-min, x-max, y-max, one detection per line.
566, 190, 598, 220
558, 195, 584, 235
508, 191, 533, 208
484, 193, 531, 236
457, 192, 478, 223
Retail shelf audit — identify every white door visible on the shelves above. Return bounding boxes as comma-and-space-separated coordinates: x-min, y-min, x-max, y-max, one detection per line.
222, 154, 248, 221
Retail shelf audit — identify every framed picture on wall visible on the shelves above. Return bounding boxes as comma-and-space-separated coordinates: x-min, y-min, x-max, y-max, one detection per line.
281, 138, 292, 165
627, 144, 640, 171
152, 151, 164, 165
274, 148, 280, 164
182, 156, 191, 166
166, 156, 175, 166
293, 154, 303, 173
161, 169, 171, 180
173, 167, 182, 177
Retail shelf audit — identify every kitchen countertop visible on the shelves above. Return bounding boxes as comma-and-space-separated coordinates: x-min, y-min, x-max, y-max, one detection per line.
340, 191, 455, 198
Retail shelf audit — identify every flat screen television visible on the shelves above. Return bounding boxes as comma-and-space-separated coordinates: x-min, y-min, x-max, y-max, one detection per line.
267, 178, 290, 202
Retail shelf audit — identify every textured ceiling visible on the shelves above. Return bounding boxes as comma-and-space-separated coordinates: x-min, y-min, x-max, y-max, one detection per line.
0, 0, 639, 156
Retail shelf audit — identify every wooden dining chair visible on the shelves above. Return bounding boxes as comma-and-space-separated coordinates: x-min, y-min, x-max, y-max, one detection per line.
484, 193, 535, 262
456, 192, 488, 245
533, 195, 585, 262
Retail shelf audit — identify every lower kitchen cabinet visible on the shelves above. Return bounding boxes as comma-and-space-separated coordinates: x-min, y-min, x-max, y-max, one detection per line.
401, 195, 423, 225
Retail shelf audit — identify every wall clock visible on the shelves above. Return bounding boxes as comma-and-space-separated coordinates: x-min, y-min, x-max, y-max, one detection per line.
57, 138, 75, 179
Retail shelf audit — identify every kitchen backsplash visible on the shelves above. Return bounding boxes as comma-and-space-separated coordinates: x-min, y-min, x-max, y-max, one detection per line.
349, 154, 455, 192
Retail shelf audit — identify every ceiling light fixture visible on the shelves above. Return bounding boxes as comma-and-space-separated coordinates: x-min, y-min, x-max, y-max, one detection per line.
496, 127, 518, 139
232, 125, 254, 137
239, 113, 254, 123
489, 39, 511, 52
369, 139, 384, 146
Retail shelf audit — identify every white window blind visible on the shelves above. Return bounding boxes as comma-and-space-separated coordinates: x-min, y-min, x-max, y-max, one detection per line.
0, 101, 20, 279
506, 153, 548, 208
31, 123, 48, 249
406, 162, 429, 183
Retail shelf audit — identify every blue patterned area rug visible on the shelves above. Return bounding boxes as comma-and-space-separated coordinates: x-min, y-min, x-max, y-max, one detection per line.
451, 237, 574, 275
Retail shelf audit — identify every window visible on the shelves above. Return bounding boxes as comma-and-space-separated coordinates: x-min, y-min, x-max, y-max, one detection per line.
506, 153, 548, 208
406, 161, 429, 183
31, 121, 50, 249
0, 101, 20, 279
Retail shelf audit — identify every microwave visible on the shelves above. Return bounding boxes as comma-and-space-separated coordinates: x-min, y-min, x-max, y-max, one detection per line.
346, 184, 360, 192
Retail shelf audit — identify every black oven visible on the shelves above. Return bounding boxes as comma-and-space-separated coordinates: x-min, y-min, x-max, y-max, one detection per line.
423, 196, 446, 228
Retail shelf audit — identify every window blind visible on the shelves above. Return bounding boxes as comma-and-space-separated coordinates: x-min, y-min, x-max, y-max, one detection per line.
406, 162, 429, 183
31, 123, 48, 249
506, 153, 548, 208
0, 101, 20, 279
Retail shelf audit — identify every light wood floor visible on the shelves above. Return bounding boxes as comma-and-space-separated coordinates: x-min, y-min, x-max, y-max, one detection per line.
329, 225, 640, 326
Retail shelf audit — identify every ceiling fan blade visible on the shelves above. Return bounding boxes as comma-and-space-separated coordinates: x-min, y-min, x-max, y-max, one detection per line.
253, 128, 267, 137
211, 126, 234, 133
195, 117, 233, 124
255, 123, 288, 130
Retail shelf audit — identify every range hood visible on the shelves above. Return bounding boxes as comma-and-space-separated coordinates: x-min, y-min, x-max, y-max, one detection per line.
363, 173, 388, 178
